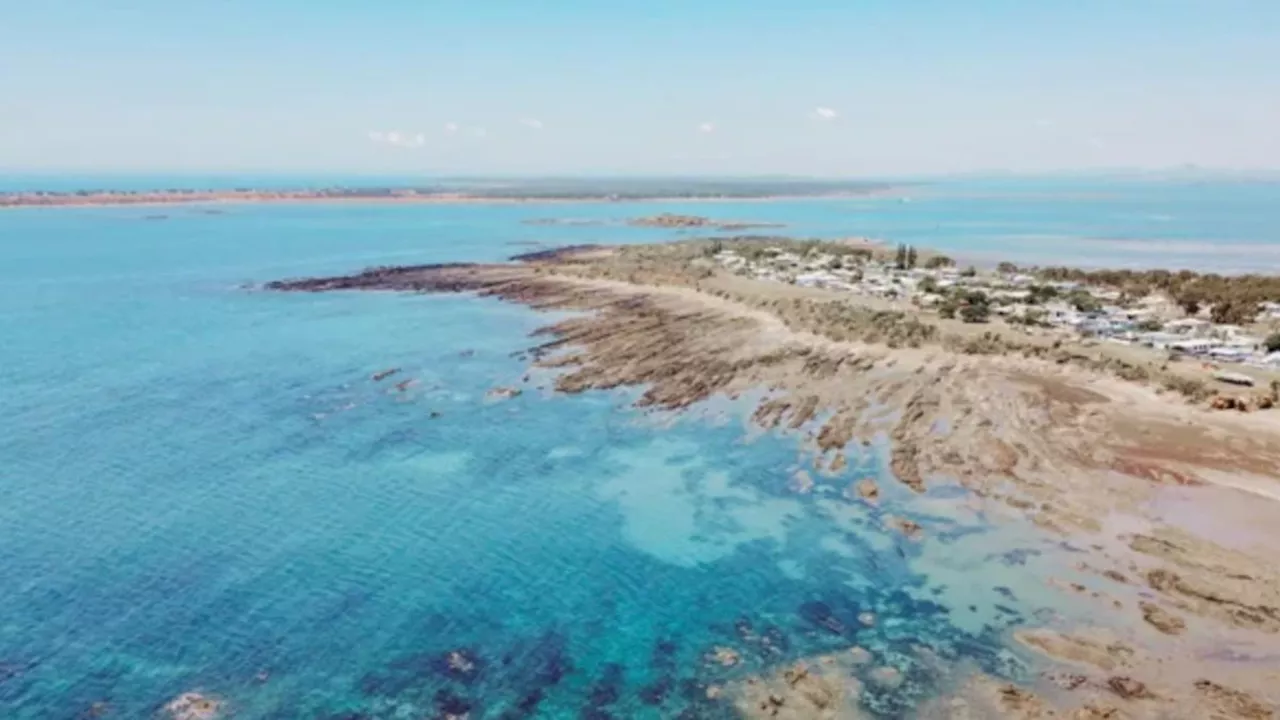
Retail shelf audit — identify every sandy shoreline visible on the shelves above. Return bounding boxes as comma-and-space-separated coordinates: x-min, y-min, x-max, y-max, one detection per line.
267, 242, 1280, 717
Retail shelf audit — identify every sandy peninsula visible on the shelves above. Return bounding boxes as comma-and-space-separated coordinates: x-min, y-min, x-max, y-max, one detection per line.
268, 238, 1280, 718
0, 182, 896, 209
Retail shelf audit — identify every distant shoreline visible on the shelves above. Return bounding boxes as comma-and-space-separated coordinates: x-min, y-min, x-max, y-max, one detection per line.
0, 186, 899, 209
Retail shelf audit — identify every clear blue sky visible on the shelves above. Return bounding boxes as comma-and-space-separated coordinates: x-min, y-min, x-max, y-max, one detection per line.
2, 0, 1277, 176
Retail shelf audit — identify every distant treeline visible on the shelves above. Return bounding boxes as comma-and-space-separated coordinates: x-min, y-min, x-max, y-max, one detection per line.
1026, 266, 1280, 324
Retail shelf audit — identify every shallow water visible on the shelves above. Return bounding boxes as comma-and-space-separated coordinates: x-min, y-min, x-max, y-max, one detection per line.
0, 182, 1276, 718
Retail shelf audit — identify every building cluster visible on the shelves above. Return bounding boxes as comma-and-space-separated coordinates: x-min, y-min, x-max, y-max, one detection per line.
711, 245, 1280, 370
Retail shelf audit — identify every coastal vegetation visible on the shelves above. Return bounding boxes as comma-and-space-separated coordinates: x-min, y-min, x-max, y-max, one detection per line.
1032, 265, 1280, 318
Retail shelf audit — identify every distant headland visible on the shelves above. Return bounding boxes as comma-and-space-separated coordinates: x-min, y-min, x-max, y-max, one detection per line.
0, 179, 898, 208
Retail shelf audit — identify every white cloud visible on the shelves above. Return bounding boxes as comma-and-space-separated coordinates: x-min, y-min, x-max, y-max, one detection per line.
812, 106, 839, 120
472, 127, 487, 138
368, 130, 425, 149
519, 118, 544, 130
698, 121, 716, 133
443, 122, 459, 134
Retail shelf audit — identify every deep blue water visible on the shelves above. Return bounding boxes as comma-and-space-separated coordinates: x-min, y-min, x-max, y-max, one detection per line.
0, 183, 1276, 718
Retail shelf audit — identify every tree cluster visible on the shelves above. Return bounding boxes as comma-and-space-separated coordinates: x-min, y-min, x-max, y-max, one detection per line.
939, 289, 991, 323
894, 244, 919, 270
1034, 266, 1279, 321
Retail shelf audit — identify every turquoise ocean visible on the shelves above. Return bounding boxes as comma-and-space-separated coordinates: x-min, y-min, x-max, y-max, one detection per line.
2, 178, 1279, 718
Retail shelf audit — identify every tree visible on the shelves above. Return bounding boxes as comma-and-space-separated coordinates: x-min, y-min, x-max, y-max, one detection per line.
997, 261, 1019, 274
918, 277, 940, 294
1211, 300, 1259, 326
960, 302, 990, 323
924, 255, 955, 269
961, 266, 977, 278
1027, 285, 1059, 305
894, 244, 908, 270
1173, 288, 1203, 316
906, 246, 919, 269
1265, 333, 1280, 354
1067, 289, 1101, 313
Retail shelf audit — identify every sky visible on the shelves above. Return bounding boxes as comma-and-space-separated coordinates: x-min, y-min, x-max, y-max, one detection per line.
2, 0, 1279, 177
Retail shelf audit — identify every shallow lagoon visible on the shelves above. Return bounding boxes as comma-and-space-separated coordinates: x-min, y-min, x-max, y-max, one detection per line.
2, 184, 1273, 717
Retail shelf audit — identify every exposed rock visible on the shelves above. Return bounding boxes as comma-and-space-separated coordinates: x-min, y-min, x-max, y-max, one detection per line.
828, 453, 848, 473
782, 663, 809, 687
1193, 679, 1274, 719
887, 515, 923, 539
1046, 672, 1089, 690
1139, 601, 1187, 635
710, 646, 742, 667
1107, 676, 1151, 700
706, 684, 723, 700
848, 646, 872, 665
731, 657, 862, 719
371, 367, 400, 382
487, 386, 522, 401
997, 684, 1046, 714
857, 612, 876, 627
163, 692, 221, 720
1015, 629, 1134, 672
1102, 569, 1129, 584
851, 478, 880, 503
1071, 703, 1122, 719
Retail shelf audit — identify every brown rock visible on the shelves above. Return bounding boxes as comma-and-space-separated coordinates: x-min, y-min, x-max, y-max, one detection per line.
1107, 676, 1151, 700
1102, 569, 1129, 584
1071, 703, 1122, 719
1046, 672, 1089, 690
852, 478, 880, 503
888, 515, 923, 539
486, 386, 522, 400
1194, 679, 1274, 719
782, 662, 809, 687
1139, 601, 1187, 635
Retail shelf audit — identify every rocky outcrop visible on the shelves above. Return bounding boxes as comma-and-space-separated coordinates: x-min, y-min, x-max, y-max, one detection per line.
1139, 601, 1187, 635
486, 386, 522, 401
163, 693, 221, 720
